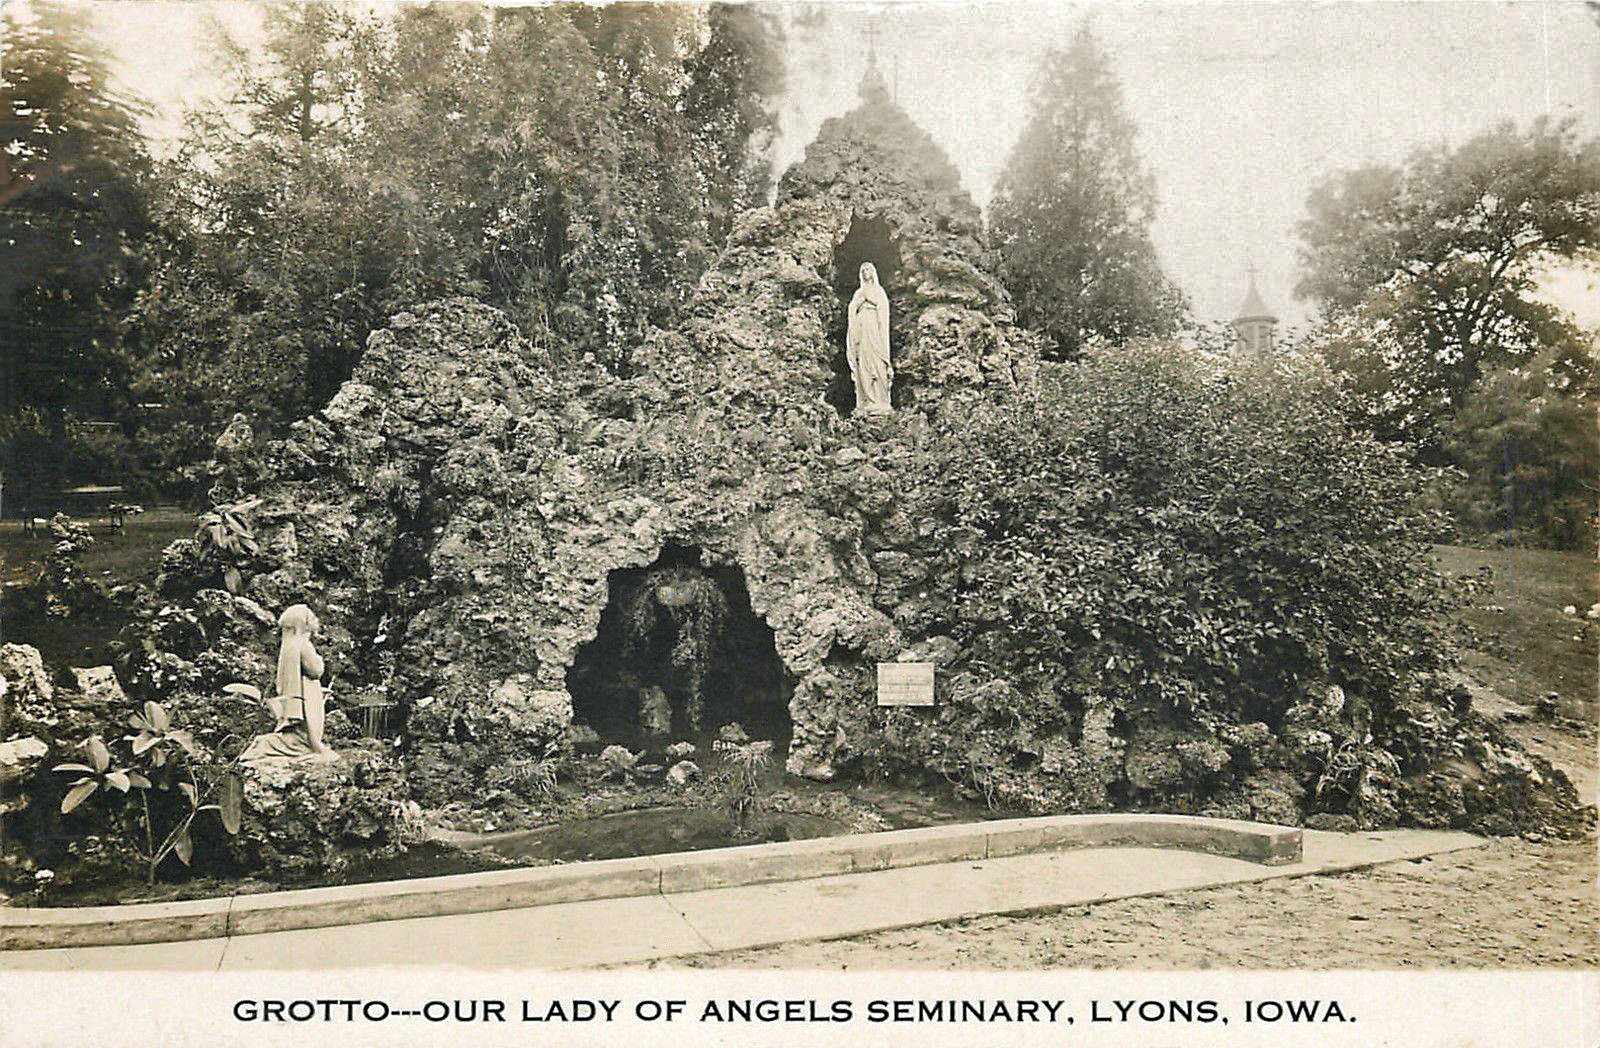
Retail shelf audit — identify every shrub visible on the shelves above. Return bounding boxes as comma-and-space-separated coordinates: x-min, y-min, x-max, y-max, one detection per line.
40, 514, 103, 618
897, 342, 1467, 818
193, 498, 263, 594
51, 700, 241, 885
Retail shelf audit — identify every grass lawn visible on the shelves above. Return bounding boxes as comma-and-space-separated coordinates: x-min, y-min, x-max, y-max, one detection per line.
0, 506, 194, 666
1433, 544, 1598, 716
0, 506, 194, 588
1433, 543, 1598, 806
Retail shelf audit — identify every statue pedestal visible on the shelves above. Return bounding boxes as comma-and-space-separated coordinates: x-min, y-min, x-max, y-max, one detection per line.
232, 742, 406, 878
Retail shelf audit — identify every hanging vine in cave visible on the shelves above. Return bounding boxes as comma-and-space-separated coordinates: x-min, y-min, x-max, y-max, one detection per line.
618, 566, 729, 732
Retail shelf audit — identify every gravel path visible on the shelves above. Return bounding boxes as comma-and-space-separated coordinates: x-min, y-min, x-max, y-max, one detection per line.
657, 838, 1597, 970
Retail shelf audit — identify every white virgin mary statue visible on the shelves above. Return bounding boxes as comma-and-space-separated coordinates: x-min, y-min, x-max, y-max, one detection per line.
846, 261, 893, 416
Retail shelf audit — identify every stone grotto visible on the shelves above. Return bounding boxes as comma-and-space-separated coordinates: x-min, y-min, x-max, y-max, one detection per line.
142, 58, 1049, 803
46, 57, 1577, 872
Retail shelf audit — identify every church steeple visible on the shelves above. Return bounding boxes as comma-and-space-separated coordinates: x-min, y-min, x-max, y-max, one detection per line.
1231, 267, 1278, 355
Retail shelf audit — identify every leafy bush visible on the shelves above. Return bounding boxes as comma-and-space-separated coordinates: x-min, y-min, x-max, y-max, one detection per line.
194, 498, 262, 594
62, 418, 146, 497
52, 700, 241, 885
897, 342, 1466, 818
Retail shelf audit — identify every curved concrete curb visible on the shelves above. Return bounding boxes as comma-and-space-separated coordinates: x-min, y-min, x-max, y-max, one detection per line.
0, 812, 1299, 952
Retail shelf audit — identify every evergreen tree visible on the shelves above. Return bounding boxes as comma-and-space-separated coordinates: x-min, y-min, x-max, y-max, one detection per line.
126, 0, 380, 465
990, 23, 1186, 360
1, 0, 153, 506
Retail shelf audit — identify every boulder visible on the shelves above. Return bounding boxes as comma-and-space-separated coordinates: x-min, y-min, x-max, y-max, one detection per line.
599, 744, 637, 775
477, 677, 572, 751
232, 742, 409, 879
666, 760, 700, 786
785, 751, 836, 782
0, 645, 53, 733
69, 666, 127, 709
0, 736, 48, 816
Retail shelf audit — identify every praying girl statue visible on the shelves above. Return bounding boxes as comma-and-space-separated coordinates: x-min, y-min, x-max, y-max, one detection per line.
240, 603, 336, 763
846, 261, 893, 416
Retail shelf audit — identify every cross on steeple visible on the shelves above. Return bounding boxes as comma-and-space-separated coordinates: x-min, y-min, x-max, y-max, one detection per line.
858, 17, 890, 105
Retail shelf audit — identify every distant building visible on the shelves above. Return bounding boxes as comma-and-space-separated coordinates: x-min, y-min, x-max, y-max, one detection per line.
1231, 269, 1278, 355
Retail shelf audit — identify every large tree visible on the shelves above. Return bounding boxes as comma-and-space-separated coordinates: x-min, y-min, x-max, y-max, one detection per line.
120, 1, 384, 492
1297, 118, 1600, 449
1298, 119, 1600, 547
990, 23, 1186, 360
682, 3, 786, 244
131, 1, 785, 490
1443, 345, 1600, 549
1, 0, 153, 507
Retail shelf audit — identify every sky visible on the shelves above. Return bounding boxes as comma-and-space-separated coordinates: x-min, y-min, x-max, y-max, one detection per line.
89, 0, 1600, 328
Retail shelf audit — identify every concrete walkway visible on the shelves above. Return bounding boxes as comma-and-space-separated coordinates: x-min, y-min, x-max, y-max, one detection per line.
0, 829, 1481, 971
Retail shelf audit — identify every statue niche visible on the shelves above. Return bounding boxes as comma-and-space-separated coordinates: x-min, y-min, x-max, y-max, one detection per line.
829, 213, 902, 417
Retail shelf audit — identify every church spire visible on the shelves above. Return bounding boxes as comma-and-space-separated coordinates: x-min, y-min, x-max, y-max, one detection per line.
1231, 266, 1278, 355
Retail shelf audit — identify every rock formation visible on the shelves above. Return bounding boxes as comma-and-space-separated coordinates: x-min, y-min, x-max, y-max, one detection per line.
140, 68, 1045, 808
113, 64, 1588, 847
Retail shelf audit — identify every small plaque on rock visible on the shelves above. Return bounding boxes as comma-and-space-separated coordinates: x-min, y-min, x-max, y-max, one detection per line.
877, 662, 935, 706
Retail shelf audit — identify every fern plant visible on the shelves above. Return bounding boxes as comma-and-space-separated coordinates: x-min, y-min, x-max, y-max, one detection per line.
710, 738, 773, 837
618, 567, 728, 731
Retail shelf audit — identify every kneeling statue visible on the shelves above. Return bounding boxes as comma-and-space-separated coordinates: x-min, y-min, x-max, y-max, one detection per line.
241, 603, 336, 763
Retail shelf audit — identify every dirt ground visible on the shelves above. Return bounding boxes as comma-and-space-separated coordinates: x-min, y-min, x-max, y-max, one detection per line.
663, 839, 1597, 970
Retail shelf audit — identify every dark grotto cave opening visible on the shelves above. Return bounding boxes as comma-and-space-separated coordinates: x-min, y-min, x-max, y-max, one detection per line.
565, 545, 794, 756
827, 212, 906, 416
